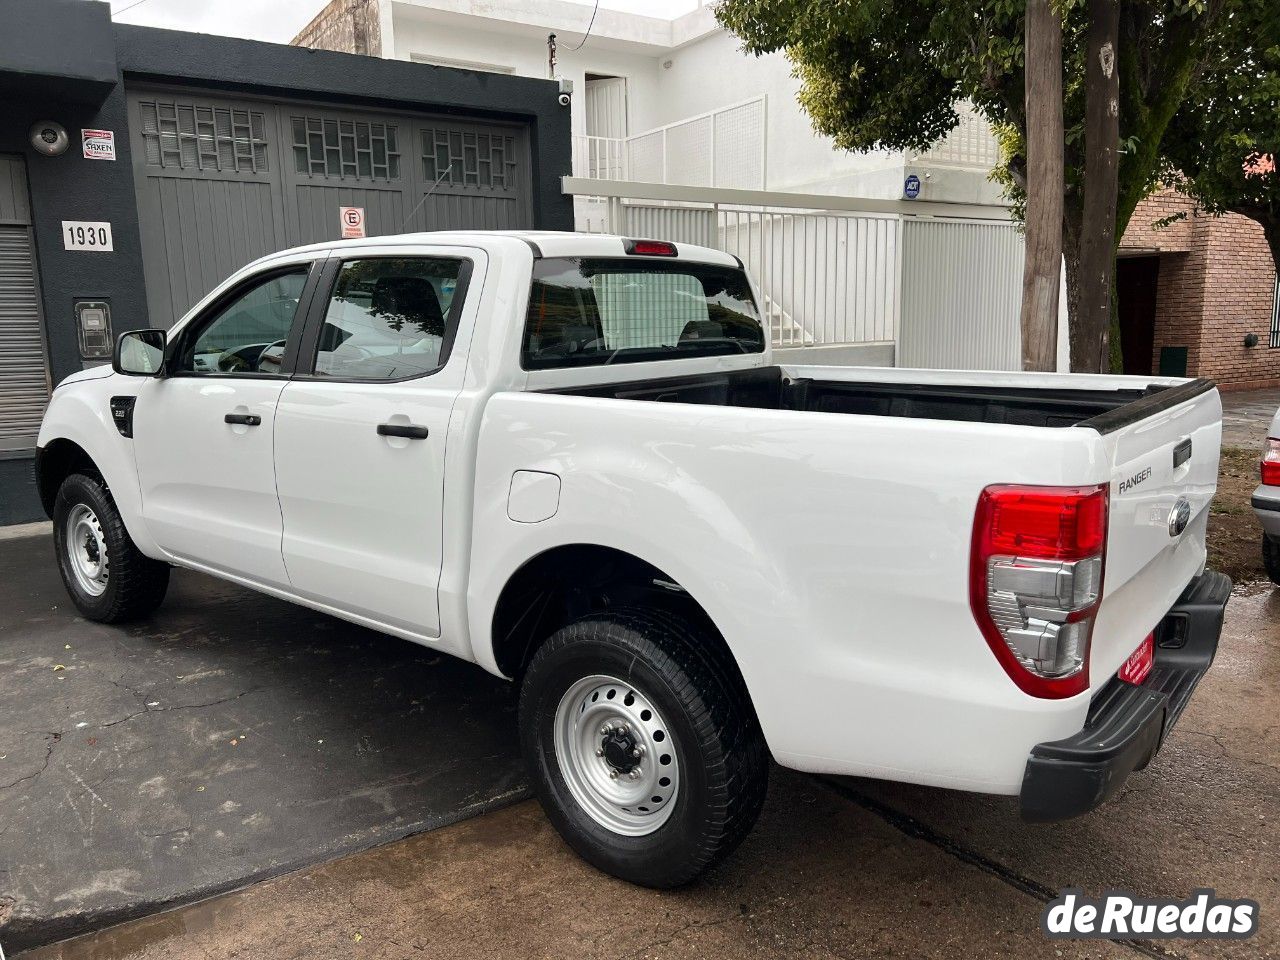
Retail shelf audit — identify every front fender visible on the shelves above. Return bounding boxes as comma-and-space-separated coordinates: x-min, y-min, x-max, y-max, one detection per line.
37, 376, 159, 557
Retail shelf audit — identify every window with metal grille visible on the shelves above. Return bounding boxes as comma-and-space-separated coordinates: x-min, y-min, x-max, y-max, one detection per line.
292, 117, 400, 180
1271, 276, 1280, 348
421, 127, 517, 191
139, 100, 269, 173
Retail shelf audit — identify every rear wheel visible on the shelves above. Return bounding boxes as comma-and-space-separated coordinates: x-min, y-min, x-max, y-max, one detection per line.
519, 608, 767, 888
53, 473, 170, 622
1264, 536, 1280, 586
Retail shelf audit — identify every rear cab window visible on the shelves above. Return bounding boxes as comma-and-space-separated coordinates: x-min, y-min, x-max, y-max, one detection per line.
522, 257, 765, 370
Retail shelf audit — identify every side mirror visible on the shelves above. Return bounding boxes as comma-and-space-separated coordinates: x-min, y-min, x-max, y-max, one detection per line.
113, 329, 167, 376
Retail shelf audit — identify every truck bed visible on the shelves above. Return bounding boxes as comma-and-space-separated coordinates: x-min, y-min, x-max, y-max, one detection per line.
548, 365, 1213, 432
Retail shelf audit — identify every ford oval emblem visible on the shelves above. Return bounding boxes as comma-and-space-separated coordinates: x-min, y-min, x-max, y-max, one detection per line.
1168, 497, 1192, 538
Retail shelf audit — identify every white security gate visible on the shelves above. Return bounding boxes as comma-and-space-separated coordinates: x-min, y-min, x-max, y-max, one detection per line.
0, 155, 51, 452
897, 218, 1024, 370
568, 179, 1026, 370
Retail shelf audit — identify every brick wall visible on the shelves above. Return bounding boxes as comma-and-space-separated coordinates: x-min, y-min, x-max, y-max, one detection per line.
1195, 213, 1279, 387
1121, 189, 1196, 253
291, 0, 382, 56
1124, 190, 1279, 388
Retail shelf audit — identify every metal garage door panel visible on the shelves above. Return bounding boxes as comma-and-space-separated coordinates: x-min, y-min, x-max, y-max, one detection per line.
290, 185, 407, 245
0, 156, 32, 224
131, 88, 538, 325
280, 106, 409, 245
411, 118, 534, 231
129, 91, 289, 327
0, 154, 51, 451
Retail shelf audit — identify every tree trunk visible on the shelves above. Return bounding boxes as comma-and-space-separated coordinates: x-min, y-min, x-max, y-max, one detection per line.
1020, 0, 1064, 372
1074, 0, 1121, 373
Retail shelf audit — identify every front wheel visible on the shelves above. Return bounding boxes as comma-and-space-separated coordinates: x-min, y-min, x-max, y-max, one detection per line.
53, 473, 170, 622
518, 608, 767, 888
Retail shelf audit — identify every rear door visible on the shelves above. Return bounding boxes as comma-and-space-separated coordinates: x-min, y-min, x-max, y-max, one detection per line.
1090, 382, 1223, 681
273, 246, 481, 638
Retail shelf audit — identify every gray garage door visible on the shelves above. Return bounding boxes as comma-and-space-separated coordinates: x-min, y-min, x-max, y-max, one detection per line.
0, 155, 51, 452
128, 87, 534, 327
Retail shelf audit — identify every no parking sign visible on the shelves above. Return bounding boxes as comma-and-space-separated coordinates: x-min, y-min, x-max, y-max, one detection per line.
340, 206, 366, 239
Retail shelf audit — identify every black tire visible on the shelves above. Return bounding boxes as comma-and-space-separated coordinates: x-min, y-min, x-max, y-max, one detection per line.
518, 607, 768, 888
53, 472, 170, 623
1264, 535, 1280, 586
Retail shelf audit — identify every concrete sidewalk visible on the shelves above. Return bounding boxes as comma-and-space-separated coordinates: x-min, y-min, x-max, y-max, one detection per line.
0, 530, 529, 952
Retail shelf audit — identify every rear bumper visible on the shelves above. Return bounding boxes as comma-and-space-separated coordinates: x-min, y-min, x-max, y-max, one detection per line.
1019, 569, 1230, 822
1251, 486, 1280, 537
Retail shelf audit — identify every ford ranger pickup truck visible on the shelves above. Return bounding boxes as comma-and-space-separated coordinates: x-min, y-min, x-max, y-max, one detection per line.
36, 232, 1230, 887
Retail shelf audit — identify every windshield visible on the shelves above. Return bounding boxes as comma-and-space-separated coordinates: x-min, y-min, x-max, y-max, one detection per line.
522, 257, 765, 370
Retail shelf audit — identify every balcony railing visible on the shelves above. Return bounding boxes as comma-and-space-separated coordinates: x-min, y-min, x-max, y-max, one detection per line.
571, 96, 767, 190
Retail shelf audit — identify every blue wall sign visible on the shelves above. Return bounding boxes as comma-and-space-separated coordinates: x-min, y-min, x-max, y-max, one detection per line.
904, 174, 922, 200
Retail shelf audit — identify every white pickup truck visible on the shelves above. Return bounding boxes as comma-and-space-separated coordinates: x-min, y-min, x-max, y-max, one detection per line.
37, 232, 1230, 887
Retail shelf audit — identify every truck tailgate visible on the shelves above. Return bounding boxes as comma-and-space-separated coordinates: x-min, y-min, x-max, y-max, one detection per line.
1088, 380, 1223, 684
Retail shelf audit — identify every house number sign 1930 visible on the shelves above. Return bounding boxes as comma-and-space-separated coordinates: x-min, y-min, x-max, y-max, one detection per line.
63, 221, 114, 252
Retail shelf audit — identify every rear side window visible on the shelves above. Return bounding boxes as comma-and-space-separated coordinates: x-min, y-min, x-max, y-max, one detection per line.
311, 257, 463, 381
522, 257, 765, 370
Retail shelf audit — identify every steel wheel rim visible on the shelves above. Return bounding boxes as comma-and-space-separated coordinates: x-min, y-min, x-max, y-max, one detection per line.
65, 503, 109, 598
553, 673, 680, 836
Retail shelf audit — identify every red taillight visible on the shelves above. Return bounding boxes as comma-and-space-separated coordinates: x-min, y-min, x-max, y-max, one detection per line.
970, 484, 1109, 699
624, 238, 678, 257
1261, 438, 1280, 485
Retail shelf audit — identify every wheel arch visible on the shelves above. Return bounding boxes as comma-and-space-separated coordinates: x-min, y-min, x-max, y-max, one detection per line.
35, 438, 101, 518
488, 543, 752, 707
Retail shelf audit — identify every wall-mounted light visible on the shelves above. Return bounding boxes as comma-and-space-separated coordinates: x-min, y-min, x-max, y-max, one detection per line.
1244, 333, 1260, 348
29, 121, 69, 157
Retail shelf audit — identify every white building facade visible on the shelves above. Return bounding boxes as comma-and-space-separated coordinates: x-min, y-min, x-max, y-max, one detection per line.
293, 0, 1046, 371
296, 0, 1004, 204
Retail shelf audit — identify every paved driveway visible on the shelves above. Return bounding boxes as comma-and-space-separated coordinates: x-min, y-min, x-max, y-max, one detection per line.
13, 583, 1280, 960
1220, 387, 1280, 449
0, 529, 528, 952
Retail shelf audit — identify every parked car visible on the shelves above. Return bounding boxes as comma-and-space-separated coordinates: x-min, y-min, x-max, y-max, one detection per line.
1253, 417, 1280, 582
36, 232, 1230, 887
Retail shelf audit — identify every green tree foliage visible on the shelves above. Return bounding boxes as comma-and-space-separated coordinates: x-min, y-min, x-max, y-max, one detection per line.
1164, 4, 1280, 271
716, 0, 1247, 369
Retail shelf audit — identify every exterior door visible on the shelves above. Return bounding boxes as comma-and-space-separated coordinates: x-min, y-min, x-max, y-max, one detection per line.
133, 260, 319, 586
274, 249, 479, 638
1117, 255, 1161, 376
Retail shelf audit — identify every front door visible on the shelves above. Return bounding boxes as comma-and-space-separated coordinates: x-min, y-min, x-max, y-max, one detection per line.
133, 260, 318, 586
274, 250, 478, 638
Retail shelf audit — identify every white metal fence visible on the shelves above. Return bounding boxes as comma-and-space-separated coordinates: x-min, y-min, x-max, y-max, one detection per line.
571, 97, 767, 190
564, 178, 1025, 369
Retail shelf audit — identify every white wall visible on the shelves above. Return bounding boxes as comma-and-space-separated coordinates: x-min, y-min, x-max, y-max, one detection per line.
389, 4, 665, 138
651, 26, 902, 195
386, 0, 1005, 206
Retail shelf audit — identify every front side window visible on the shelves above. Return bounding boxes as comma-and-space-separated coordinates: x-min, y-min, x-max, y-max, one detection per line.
311, 257, 463, 380
177, 268, 308, 375
522, 258, 765, 369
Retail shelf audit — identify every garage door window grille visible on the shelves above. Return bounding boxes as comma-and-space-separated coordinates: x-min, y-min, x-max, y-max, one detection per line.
422, 128, 518, 193
139, 100, 268, 173
1271, 276, 1280, 348
292, 117, 400, 180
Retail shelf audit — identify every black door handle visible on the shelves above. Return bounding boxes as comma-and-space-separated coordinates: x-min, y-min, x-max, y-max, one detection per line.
225, 413, 262, 426
377, 423, 429, 440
